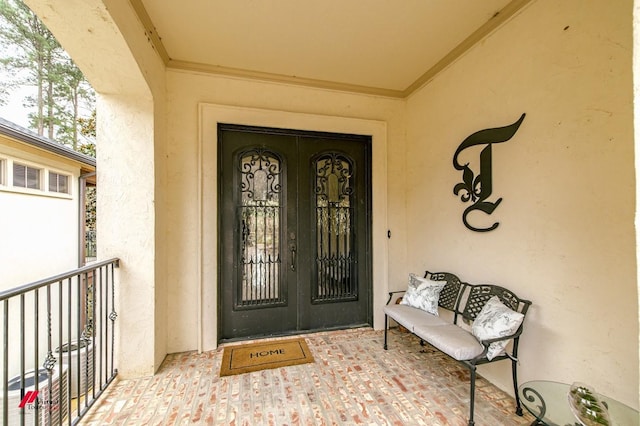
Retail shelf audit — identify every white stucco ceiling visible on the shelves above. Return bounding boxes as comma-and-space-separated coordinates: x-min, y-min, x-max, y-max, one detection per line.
137, 0, 529, 96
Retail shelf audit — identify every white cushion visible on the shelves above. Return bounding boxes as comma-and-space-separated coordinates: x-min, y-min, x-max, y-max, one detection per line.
471, 296, 524, 360
384, 304, 449, 332
400, 273, 446, 315
414, 324, 484, 361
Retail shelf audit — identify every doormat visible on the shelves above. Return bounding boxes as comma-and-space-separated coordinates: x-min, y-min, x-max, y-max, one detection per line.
219, 338, 315, 377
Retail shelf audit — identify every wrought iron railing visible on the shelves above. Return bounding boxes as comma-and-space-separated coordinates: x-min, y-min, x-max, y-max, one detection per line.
0, 258, 119, 425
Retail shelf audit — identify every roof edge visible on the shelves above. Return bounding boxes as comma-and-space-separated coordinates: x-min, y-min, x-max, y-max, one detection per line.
0, 117, 96, 168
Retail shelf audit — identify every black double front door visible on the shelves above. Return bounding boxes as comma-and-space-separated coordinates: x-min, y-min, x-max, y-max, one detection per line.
218, 124, 372, 341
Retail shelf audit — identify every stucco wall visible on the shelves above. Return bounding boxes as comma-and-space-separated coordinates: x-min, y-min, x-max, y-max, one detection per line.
24, 0, 169, 377
635, 0, 640, 410
164, 72, 407, 353
405, 0, 638, 408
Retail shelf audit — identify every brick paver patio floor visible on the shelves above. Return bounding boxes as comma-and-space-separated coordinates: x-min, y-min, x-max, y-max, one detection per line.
80, 327, 535, 425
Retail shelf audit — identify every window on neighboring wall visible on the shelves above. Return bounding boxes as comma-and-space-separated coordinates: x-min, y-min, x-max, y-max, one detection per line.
49, 171, 69, 194
0, 159, 5, 185
13, 163, 41, 190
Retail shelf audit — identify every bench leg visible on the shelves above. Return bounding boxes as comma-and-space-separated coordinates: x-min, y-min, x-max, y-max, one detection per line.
468, 365, 476, 426
512, 356, 523, 416
383, 315, 388, 350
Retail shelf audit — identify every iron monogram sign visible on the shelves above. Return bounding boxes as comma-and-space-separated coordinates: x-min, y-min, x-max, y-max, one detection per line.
453, 113, 526, 232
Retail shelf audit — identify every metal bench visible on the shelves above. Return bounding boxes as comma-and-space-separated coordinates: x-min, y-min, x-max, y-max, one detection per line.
383, 270, 532, 426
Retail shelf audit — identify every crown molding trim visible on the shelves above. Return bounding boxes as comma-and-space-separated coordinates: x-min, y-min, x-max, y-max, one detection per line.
403, 0, 534, 97
167, 60, 406, 98
130, 0, 170, 63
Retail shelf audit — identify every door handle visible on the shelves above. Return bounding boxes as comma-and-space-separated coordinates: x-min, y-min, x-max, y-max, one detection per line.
289, 243, 296, 271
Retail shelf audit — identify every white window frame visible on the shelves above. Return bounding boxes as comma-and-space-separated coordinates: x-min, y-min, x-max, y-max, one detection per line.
0, 158, 5, 186
48, 170, 71, 194
0, 156, 74, 199
13, 161, 42, 190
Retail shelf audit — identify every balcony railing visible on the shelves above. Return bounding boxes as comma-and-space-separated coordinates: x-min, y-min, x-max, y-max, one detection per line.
0, 258, 119, 425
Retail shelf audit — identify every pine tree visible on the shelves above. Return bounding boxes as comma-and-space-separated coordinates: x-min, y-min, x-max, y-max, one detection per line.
0, 0, 95, 151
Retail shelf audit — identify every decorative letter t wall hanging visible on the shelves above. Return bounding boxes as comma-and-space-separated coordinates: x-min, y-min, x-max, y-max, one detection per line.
453, 113, 525, 232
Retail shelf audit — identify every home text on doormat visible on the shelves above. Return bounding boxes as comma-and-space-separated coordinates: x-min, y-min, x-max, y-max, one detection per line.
219, 337, 314, 377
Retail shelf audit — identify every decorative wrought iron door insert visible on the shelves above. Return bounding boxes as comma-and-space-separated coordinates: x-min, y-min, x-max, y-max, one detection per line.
218, 125, 372, 341
238, 148, 284, 307
313, 153, 356, 302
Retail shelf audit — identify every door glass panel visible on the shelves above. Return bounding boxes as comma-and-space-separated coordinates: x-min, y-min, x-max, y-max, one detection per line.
238, 149, 284, 307
314, 153, 356, 302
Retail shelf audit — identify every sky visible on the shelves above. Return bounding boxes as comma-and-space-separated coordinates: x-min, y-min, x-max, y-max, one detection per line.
0, 23, 31, 128
0, 86, 31, 128
0, 48, 32, 128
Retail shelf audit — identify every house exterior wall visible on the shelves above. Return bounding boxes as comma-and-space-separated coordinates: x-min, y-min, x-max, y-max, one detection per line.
0, 133, 88, 379
635, 0, 640, 410
0, 137, 82, 287
405, 0, 638, 408
164, 72, 407, 352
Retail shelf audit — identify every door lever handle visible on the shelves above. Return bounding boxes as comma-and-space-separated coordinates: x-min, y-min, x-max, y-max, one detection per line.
289, 243, 296, 271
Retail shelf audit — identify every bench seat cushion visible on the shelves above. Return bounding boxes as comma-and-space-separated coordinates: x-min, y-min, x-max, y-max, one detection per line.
384, 304, 449, 332
414, 324, 484, 361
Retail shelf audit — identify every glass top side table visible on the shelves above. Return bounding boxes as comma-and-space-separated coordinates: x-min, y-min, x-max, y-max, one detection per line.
518, 380, 639, 426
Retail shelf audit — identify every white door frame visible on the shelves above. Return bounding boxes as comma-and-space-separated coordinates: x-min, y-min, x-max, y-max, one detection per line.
198, 103, 388, 351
